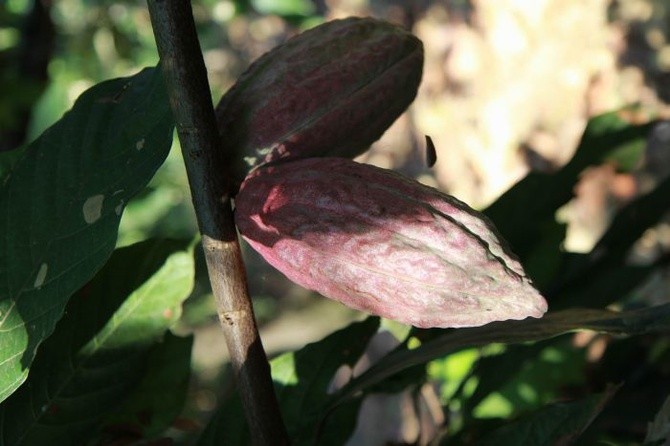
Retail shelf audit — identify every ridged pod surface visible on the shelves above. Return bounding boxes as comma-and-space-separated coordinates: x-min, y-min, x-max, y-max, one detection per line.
216, 17, 423, 188
234, 158, 548, 328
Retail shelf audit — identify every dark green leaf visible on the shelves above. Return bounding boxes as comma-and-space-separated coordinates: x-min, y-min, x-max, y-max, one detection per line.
645, 394, 670, 446
548, 175, 670, 308
196, 391, 250, 446
478, 385, 619, 446
0, 67, 174, 402
0, 239, 194, 446
98, 331, 194, 441
587, 174, 670, 266
462, 338, 587, 419
367, 362, 426, 395
457, 342, 546, 418
521, 220, 566, 289
273, 317, 379, 445
575, 336, 670, 444
197, 317, 381, 446
485, 111, 655, 260
0, 146, 26, 183
327, 305, 670, 412
551, 260, 657, 310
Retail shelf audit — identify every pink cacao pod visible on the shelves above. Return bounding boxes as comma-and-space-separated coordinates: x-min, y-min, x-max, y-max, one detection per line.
234, 158, 548, 328
216, 17, 423, 188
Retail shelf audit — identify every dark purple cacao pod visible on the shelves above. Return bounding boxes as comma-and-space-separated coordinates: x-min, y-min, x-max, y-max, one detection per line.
216, 17, 423, 188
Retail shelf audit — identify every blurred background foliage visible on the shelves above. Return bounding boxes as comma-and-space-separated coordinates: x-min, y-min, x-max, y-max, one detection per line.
2, 0, 670, 444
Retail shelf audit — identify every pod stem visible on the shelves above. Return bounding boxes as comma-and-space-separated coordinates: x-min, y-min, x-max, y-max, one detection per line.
146, 1, 289, 444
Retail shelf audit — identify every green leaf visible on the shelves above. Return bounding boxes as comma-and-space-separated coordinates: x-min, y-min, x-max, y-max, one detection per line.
478, 385, 619, 445
580, 336, 670, 444
367, 361, 426, 396
587, 174, 670, 265
467, 338, 587, 419
99, 331, 194, 441
197, 390, 250, 446
274, 317, 380, 445
326, 305, 670, 412
198, 317, 381, 446
457, 342, 546, 418
428, 348, 479, 404
485, 111, 655, 260
548, 174, 670, 309
0, 67, 174, 402
0, 239, 194, 445
521, 220, 566, 289
646, 393, 670, 445
604, 138, 646, 171
551, 260, 657, 310
0, 146, 26, 183
251, 0, 315, 17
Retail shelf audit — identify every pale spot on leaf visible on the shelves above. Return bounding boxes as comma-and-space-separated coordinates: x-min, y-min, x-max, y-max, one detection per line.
136, 138, 145, 150
83, 195, 104, 224
34, 263, 48, 288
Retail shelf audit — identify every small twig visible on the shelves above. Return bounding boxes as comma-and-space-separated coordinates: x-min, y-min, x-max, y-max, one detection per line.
146, 1, 289, 444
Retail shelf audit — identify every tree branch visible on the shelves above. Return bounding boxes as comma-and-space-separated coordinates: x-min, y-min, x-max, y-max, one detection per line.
146, 1, 289, 444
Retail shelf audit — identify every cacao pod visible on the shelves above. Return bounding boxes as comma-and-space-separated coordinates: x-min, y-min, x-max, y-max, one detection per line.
234, 158, 548, 329
216, 17, 423, 188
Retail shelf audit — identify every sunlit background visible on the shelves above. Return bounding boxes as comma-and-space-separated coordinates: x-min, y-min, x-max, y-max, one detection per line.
2, 0, 670, 443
